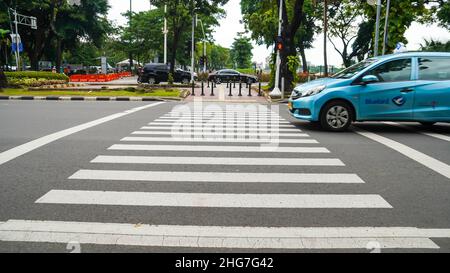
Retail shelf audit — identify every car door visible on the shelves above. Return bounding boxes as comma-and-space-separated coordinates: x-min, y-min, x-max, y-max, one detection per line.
358, 58, 416, 120
413, 56, 450, 121
156, 65, 169, 82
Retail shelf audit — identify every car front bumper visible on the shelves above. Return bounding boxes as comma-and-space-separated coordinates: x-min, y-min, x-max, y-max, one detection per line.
288, 96, 319, 121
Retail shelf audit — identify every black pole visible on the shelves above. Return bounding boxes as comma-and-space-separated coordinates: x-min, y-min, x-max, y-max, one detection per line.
248, 82, 252, 96
201, 81, 205, 96
228, 81, 232, 96
233, 80, 236, 88
210, 81, 214, 96
226, 81, 229, 88
207, 80, 210, 88
258, 81, 262, 96
191, 81, 195, 96
238, 80, 242, 96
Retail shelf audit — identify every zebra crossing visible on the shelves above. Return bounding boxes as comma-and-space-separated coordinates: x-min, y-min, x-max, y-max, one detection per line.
1, 104, 449, 251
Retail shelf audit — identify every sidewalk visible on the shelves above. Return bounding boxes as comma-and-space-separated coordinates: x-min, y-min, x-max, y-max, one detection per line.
184, 82, 268, 103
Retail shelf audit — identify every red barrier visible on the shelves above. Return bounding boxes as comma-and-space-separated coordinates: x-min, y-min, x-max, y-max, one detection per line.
70, 72, 133, 82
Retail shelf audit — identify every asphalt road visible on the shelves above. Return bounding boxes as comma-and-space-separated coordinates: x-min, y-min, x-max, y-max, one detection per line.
0, 99, 449, 253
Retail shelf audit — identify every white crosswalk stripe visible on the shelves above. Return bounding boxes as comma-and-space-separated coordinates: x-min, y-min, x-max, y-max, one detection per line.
130, 131, 309, 137
36, 190, 392, 208
108, 144, 328, 153
121, 136, 318, 144
69, 170, 363, 183
140, 126, 302, 132
1, 220, 443, 249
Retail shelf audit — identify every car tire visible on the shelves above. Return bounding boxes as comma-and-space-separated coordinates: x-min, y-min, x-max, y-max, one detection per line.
216, 78, 222, 84
420, 122, 436, 127
320, 101, 353, 132
181, 78, 190, 85
148, 77, 156, 85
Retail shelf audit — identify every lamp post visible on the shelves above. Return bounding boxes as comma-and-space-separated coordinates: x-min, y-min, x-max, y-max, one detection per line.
190, 1, 195, 84
197, 18, 207, 73
382, 0, 391, 55
374, 0, 381, 56
270, 0, 283, 98
163, 4, 168, 64
9, 8, 37, 71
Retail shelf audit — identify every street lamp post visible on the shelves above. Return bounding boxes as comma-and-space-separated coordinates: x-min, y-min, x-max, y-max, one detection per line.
197, 18, 207, 73
163, 4, 168, 64
382, 0, 391, 55
374, 0, 382, 56
270, 0, 283, 98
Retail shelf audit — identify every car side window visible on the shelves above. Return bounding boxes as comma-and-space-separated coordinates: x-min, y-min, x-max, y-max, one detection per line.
363, 58, 412, 82
418, 57, 450, 81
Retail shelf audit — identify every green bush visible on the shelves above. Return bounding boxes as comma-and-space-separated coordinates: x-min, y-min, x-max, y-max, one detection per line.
5, 71, 69, 82
7, 78, 67, 87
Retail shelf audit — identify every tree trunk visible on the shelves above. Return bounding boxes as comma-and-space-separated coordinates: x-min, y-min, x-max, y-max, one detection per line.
0, 68, 7, 89
323, 0, 328, 77
299, 43, 308, 73
279, 33, 297, 93
56, 38, 62, 73
169, 25, 182, 75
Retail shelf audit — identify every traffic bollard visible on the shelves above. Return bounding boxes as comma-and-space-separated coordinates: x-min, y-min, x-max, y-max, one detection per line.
201, 81, 205, 96
191, 82, 195, 96
258, 81, 262, 96
210, 82, 214, 96
238, 80, 242, 96
228, 81, 233, 96
248, 83, 252, 96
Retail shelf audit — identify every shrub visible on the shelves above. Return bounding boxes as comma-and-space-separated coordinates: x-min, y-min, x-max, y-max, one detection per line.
168, 73, 174, 85
5, 71, 69, 82
7, 78, 67, 87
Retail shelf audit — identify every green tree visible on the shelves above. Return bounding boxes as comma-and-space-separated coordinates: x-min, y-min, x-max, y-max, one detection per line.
0, 0, 110, 70
420, 38, 450, 52
150, 0, 228, 75
328, 0, 365, 67
230, 34, 253, 69
242, 0, 308, 92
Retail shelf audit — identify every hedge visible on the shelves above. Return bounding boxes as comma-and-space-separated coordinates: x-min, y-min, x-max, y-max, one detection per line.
5, 71, 69, 82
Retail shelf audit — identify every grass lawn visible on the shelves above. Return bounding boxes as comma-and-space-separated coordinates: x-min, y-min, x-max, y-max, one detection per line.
0, 88, 181, 97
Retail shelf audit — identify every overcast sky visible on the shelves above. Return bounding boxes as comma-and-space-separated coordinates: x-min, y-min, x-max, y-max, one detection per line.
108, 0, 450, 67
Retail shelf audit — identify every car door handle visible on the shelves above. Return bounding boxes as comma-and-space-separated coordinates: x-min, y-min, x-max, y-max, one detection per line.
401, 88, 414, 93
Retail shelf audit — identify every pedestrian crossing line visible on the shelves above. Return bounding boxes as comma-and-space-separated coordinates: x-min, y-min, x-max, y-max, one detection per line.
154, 117, 288, 121
69, 170, 362, 183
121, 136, 319, 144
146, 123, 298, 129
91, 156, 344, 166
130, 131, 309, 138
383, 122, 450, 142
108, 144, 330, 153
160, 115, 285, 119
150, 120, 292, 124
1, 220, 444, 249
140, 126, 302, 132
35, 190, 391, 208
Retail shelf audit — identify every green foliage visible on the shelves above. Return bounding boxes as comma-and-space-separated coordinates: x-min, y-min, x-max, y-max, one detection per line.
168, 73, 174, 85
287, 55, 300, 84
420, 39, 450, 52
230, 34, 253, 69
0, 69, 7, 88
5, 71, 69, 81
7, 78, 67, 87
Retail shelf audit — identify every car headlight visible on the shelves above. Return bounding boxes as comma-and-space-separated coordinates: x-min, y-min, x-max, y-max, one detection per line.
295, 85, 326, 98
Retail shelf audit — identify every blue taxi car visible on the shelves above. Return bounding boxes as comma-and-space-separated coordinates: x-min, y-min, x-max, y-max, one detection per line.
288, 52, 450, 131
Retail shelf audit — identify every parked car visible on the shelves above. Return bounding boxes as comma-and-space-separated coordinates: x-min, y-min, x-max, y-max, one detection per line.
208, 69, 258, 84
138, 63, 193, 84
288, 52, 450, 131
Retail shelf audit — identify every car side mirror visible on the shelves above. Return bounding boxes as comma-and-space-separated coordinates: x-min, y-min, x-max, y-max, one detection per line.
361, 75, 379, 85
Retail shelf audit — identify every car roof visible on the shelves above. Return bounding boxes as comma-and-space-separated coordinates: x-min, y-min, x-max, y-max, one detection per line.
374, 52, 450, 61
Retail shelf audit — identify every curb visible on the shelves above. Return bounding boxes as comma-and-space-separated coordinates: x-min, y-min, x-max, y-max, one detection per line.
0, 96, 171, 102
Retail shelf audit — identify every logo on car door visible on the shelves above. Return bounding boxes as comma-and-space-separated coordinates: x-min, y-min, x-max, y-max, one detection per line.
392, 96, 407, 106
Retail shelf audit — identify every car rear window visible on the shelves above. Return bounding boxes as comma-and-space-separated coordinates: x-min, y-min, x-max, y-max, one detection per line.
418, 57, 450, 81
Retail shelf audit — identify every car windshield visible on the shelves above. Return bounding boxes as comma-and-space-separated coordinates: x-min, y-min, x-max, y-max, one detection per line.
332, 59, 378, 79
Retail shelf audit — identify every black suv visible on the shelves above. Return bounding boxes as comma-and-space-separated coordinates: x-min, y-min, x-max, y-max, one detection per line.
138, 63, 192, 84
208, 69, 258, 84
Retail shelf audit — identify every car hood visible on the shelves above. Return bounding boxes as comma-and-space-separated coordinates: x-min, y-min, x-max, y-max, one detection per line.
293, 78, 341, 91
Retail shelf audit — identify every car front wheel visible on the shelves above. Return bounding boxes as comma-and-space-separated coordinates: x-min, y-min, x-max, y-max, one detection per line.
420, 122, 436, 127
148, 77, 156, 85
181, 78, 190, 85
320, 101, 353, 132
